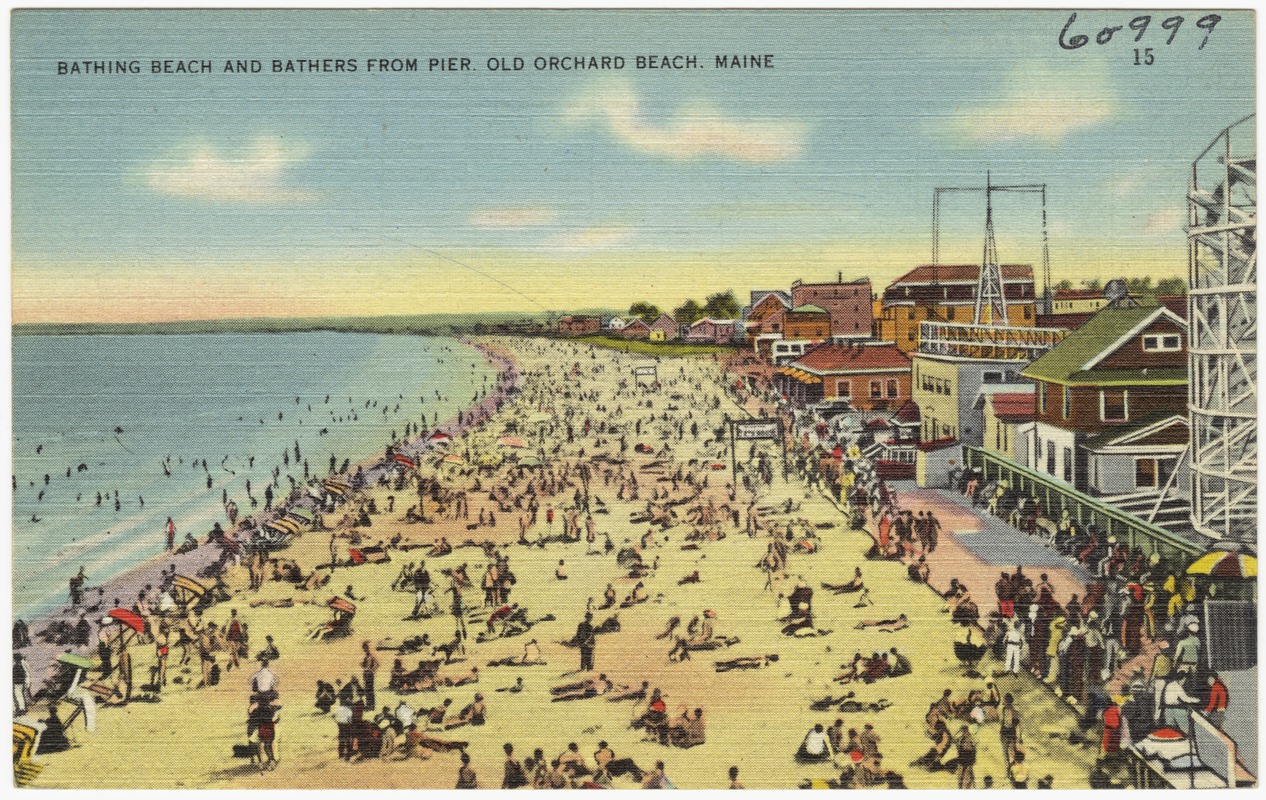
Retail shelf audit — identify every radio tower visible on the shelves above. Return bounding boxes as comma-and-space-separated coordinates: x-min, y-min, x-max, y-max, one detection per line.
974, 172, 1009, 325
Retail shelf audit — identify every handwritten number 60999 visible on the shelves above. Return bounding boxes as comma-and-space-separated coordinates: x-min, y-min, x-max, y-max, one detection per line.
1059, 12, 1221, 53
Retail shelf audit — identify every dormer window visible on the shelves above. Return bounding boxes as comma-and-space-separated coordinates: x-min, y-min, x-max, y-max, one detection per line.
1143, 334, 1182, 352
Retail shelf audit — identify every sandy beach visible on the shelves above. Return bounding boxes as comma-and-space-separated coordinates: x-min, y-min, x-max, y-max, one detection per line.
18, 336, 1103, 789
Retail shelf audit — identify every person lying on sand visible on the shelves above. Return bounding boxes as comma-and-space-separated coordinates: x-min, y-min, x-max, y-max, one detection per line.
486, 637, 544, 667
714, 654, 779, 673
442, 665, 478, 687
495, 677, 524, 693
855, 613, 909, 632
823, 567, 864, 594
606, 680, 649, 703
677, 571, 701, 585
551, 673, 620, 702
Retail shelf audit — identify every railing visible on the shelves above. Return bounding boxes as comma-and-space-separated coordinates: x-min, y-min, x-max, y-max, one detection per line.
918, 321, 1068, 361
961, 446, 1206, 565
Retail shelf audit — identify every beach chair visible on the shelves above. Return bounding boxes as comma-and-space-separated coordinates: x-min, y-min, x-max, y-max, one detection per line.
311, 596, 356, 640
13, 720, 45, 786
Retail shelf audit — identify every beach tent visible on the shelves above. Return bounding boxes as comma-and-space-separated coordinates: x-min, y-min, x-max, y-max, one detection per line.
497, 436, 527, 448
288, 507, 315, 524
172, 575, 209, 608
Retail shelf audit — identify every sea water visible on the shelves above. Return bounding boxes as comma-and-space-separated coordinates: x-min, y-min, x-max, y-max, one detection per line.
12, 332, 497, 619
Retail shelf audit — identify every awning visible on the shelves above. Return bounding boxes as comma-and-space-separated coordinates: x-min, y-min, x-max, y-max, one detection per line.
106, 608, 146, 633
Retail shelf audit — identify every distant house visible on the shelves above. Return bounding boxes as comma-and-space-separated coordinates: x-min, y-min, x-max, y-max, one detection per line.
619, 318, 652, 339
790, 276, 873, 339
606, 316, 629, 331
776, 341, 912, 410
783, 304, 833, 341
557, 315, 601, 336
743, 291, 791, 340
1050, 288, 1107, 314
685, 318, 737, 344
1019, 304, 1188, 493
648, 313, 677, 341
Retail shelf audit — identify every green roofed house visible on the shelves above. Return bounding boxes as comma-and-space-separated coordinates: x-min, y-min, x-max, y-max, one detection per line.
1018, 304, 1189, 495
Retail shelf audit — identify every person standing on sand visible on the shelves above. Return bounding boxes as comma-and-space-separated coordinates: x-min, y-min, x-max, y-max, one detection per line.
456, 752, 479, 789
166, 517, 176, 551
328, 534, 339, 569
573, 612, 597, 673
361, 641, 380, 710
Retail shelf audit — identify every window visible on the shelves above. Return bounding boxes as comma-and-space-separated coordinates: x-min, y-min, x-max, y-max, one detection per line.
886, 379, 898, 398
995, 424, 1002, 451
1135, 458, 1157, 488
1062, 386, 1071, 420
1143, 334, 1182, 352
1024, 306, 1032, 319
1101, 389, 1128, 421
1038, 382, 1047, 414
1063, 448, 1073, 483
870, 381, 882, 399
982, 371, 1002, 384
1135, 457, 1175, 489
836, 380, 851, 398
947, 307, 956, 321
1046, 441, 1056, 475
907, 308, 916, 320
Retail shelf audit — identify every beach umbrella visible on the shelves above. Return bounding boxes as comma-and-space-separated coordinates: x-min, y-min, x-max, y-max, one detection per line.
1186, 550, 1257, 579
429, 431, 452, 440
440, 453, 465, 464
393, 453, 417, 468
498, 436, 527, 448
518, 455, 543, 468
57, 653, 95, 670
106, 608, 146, 634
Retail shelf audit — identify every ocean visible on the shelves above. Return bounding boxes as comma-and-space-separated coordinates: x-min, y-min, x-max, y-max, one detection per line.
11, 332, 497, 620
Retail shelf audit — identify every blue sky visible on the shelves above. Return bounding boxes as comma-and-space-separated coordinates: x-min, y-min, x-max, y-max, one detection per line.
10, 9, 1256, 321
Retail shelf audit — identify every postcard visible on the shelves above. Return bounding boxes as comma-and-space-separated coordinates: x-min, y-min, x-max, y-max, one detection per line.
9, 7, 1257, 790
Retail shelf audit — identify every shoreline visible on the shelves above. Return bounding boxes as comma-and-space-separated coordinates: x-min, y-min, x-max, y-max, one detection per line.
16, 337, 521, 690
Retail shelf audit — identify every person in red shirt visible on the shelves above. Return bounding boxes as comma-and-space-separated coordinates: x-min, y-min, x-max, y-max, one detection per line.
1205, 673, 1229, 729
1101, 702, 1123, 756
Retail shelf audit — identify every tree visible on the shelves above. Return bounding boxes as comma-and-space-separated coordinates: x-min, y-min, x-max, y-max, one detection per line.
1154, 277, 1187, 296
628, 301, 661, 323
674, 299, 704, 327
1081, 278, 1103, 291
1054, 279, 1074, 290
701, 290, 741, 320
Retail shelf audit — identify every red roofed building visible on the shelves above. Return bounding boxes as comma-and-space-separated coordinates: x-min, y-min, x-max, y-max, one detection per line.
775, 341, 912, 410
789, 276, 873, 339
977, 390, 1036, 461
875, 264, 1036, 352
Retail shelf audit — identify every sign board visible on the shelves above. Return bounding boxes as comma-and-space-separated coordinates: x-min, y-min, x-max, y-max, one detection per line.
633, 366, 656, 376
735, 420, 780, 441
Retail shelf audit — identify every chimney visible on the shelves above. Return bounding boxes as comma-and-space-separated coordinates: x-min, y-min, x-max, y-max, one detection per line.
838, 271, 843, 283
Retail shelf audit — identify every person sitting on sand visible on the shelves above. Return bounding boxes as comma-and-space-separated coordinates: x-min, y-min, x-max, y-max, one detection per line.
557, 742, 590, 776
824, 567, 865, 594
388, 659, 408, 691
855, 613, 909, 632
599, 584, 617, 610
670, 707, 706, 748
555, 560, 568, 581
632, 688, 668, 737
888, 647, 913, 678
795, 723, 834, 763
907, 556, 930, 584
315, 679, 336, 713
620, 582, 648, 608
422, 698, 452, 727
444, 693, 486, 728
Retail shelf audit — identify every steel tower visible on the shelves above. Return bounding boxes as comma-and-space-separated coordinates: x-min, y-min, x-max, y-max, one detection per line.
974, 173, 1010, 326
1188, 115, 1257, 542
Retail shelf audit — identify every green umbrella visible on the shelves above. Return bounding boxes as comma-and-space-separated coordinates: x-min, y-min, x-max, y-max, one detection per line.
518, 455, 543, 467
57, 653, 95, 670
526, 411, 553, 424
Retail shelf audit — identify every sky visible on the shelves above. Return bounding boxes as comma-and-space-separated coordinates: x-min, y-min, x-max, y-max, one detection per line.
10, 8, 1257, 323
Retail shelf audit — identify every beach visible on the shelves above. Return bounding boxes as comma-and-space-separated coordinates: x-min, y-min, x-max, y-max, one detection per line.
18, 336, 1103, 790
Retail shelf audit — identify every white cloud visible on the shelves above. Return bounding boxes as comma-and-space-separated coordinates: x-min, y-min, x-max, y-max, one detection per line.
1145, 207, 1185, 234
948, 63, 1116, 144
542, 225, 636, 250
145, 136, 318, 203
469, 206, 558, 228
565, 81, 804, 163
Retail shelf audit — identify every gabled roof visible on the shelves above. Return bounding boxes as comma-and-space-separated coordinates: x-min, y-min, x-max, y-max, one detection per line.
1021, 305, 1186, 385
792, 342, 911, 375
622, 318, 651, 331
1084, 414, 1190, 452
749, 289, 791, 308
692, 317, 735, 327
1156, 295, 1188, 320
985, 392, 1037, 423
889, 264, 1033, 285
790, 304, 828, 315
649, 313, 676, 329
890, 399, 921, 425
